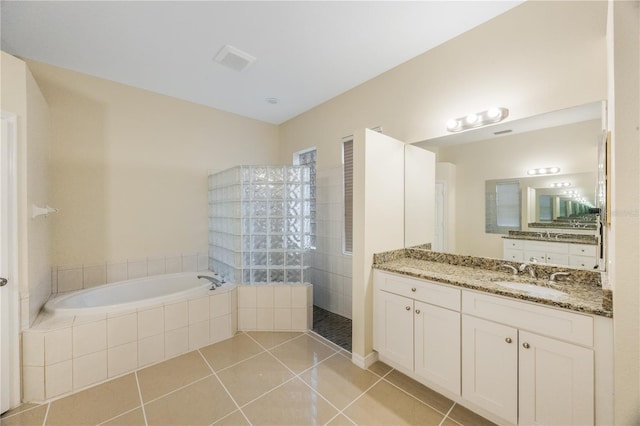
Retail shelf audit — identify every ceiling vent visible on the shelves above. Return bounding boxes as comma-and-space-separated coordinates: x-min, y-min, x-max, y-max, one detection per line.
214, 45, 256, 72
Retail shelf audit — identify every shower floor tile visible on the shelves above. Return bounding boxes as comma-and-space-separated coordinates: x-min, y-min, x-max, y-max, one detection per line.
2, 331, 496, 426
312, 305, 352, 352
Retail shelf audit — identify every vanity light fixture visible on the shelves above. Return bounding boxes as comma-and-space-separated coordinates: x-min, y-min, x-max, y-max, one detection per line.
550, 182, 571, 188
446, 107, 509, 132
527, 167, 560, 176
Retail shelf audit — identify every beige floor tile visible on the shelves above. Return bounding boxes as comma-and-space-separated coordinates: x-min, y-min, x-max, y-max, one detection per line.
101, 408, 146, 425
137, 350, 211, 402
144, 376, 236, 426
46, 373, 140, 426
269, 334, 336, 373
343, 380, 445, 426
447, 404, 497, 426
441, 418, 464, 426
308, 332, 344, 352
216, 352, 294, 405
0, 403, 42, 419
300, 353, 380, 409
246, 331, 303, 349
1, 404, 47, 426
368, 361, 393, 377
212, 410, 250, 425
199, 332, 264, 371
384, 369, 455, 414
242, 378, 338, 425
326, 413, 357, 426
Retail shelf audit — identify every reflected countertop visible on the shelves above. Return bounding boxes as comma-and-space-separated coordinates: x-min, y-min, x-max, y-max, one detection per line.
503, 231, 598, 245
372, 248, 612, 318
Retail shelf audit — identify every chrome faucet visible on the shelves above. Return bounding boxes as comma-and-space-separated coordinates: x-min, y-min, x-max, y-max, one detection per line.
198, 274, 225, 290
519, 262, 537, 279
549, 272, 570, 283
500, 264, 518, 276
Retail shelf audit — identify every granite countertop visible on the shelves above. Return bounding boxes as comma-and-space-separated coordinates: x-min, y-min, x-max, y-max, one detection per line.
503, 231, 598, 245
373, 249, 612, 318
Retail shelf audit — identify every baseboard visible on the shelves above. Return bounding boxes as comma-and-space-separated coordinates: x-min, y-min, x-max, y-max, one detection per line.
351, 350, 378, 369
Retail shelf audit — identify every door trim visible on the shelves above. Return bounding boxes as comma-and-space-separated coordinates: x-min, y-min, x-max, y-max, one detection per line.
1, 112, 21, 410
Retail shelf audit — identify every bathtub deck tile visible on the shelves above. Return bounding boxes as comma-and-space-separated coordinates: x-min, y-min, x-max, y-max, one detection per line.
73, 350, 107, 390
107, 313, 138, 348
72, 320, 107, 357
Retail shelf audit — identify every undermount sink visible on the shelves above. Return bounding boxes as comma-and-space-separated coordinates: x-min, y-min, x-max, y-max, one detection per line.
492, 281, 567, 298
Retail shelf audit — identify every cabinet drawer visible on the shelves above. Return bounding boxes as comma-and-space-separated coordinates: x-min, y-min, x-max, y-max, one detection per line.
543, 253, 569, 266
503, 249, 524, 262
523, 250, 546, 263
569, 255, 598, 269
462, 290, 593, 346
570, 244, 597, 257
374, 270, 460, 311
503, 239, 525, 250
526, 241, 569, 254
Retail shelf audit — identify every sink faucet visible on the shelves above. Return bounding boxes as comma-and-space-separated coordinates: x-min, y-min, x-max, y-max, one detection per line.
500, 264, 518, 275
519, 262, 537, 279
549, 272, 570, 283
198, 274, 225, 290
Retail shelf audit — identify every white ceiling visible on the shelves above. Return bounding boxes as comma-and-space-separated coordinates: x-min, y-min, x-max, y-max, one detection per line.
1, 1, 524, 124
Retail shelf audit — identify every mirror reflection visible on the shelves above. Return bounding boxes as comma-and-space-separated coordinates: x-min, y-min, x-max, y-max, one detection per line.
411, 102, 605, 270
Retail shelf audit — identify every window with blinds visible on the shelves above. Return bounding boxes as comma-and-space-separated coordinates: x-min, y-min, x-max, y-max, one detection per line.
343, 139, 353, 254
486, 179, 521, 234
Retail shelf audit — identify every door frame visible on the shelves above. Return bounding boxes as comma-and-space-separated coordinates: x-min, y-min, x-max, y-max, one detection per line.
1, 111, 21, 410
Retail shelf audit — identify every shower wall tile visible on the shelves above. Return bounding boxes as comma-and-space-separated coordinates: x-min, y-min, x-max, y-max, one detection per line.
181, 253, 198, 272
51, 267, 58, 294
147, 256, 166, 276
165, 255, 182, 273
256, 286, 274, 308
83, 263, 106, 288
57, 265, 83, 293
197, 252, 209, 271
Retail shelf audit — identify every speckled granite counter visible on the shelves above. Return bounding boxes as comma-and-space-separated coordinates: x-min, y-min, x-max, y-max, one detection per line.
503, 231, 598, 245
373, 248, 612, 318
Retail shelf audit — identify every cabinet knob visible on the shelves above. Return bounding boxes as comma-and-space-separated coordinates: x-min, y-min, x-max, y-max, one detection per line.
523, 342, 531, 349
415, 309, 421, 314
405, 306, 411, 311
411, 287, 416, 292
505, 337, 512, 344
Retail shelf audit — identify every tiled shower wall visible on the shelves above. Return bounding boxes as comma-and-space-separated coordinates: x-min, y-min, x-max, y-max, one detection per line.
309, 166, 352, 319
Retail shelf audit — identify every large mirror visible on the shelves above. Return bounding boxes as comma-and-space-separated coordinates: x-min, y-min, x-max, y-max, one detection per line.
409, 101, 606, 270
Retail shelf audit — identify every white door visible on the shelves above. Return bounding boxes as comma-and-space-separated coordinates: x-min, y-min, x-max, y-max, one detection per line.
1, 113, 18, 413
462, 315, 518, 424
519, 330, 594, 425
414, 301, 460, 394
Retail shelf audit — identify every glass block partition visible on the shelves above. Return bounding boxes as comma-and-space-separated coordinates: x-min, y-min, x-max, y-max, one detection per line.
208, 165, 311, 284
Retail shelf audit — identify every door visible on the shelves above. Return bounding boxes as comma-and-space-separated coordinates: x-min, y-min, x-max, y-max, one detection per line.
373, 290, 414, 371
414, 301, 460, 394
462, 315, 518, 424
1, 113, 18, 413
519, 331, 594, 425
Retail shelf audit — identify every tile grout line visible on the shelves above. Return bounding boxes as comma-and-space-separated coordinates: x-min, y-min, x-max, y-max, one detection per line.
380, 372, 455, 419
439, 402, 459, 426
41, 402, 51, 426
134, 371, 149, 426
0, 403, 47, 421
139, 373, 215, 407
96, 406, 144, 426
196, 348, 253, 426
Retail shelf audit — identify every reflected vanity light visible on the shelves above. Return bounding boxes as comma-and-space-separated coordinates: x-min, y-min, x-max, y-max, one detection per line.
550, 182, 571, 188
446, 107, 508, 132
527, 167, 560, 176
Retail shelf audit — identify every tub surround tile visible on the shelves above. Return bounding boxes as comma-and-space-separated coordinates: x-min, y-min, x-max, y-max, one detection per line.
373, 248, 611, 317
274, 308, 292, 330
127, 259, 147, 280
210, 315, 232, 344
73, 320, 107, 357
51, 267, 58, 294
22, 366, 45, 401
138, 334, 165, 368
45, 327, 72, 365
238, 286, 257, 308
106, 262, 128, 284
83, 263, 107, 288
188, 296, 209, 324
273, 286, 291, 308
197, 252, 209, 271
164, 301, 188, 331
108, 342, 138, 378
256, 308, 275, 330
165, 326, 189, 358
57, 265, 83, 293
210, 292, 230, 317
188, 319, 210, 350
22, 331, 44, 367
165, 256, 182, 274
256, 286, 274, 308
238, 308, 257, 330
181, 253, 198, 272
147, 256, 166, 276
137, 306, 164, 339
73, 350, 107, 390
45, 360, 73, 399
107, 313, 138, 348
73, 312, 107, 325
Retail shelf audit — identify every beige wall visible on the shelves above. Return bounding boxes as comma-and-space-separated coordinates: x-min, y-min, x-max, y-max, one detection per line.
609, 0, 640, 422
1, 52, 52, 326
434, 119, 601, 259
26, 61, 279, 266
278, 0, 607, 361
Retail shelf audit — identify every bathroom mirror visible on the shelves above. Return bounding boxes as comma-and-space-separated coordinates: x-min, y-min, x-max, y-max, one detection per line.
409, 101, 606, 268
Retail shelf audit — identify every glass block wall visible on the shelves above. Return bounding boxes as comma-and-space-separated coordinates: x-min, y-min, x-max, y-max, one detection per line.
208, 165, 311, 284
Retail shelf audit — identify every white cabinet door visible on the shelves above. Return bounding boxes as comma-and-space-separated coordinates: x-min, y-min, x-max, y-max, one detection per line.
462, 315, 518, 424
414, 301, 460, 395
519, 331, 594, 426
374, 290, 414, 371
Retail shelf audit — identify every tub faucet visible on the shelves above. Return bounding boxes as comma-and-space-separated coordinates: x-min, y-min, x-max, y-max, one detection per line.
198, 274, 225, 290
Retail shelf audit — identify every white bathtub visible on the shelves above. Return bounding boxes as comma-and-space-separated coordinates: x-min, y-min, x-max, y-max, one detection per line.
44, 272, 226, 317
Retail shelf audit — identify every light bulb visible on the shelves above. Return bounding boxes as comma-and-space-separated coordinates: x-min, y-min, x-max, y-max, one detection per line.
549, 167, 560, 174
446, 119, 459, 131
465, 113, 478, 125
487, 107, 501, 119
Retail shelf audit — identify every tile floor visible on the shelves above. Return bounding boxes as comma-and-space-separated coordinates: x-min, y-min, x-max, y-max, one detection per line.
312, 306, 352, 352
1, 331, 495, 426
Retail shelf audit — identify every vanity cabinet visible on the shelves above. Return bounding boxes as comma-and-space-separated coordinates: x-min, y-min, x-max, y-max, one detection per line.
462, 290, 595, 425
373, 270, 461, 395
503, 238, 598, 269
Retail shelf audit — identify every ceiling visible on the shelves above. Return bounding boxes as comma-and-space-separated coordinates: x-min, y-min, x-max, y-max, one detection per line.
1, 1, 524, 124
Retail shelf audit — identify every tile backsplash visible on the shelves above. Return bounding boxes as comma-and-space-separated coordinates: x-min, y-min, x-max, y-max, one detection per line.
52, 251, 209, 294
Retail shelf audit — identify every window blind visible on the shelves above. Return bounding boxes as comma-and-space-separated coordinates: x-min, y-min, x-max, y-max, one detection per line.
496, 181, 521, 227
343, 139, 353, 254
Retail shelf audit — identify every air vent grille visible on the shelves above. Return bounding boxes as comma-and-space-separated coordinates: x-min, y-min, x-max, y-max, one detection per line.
214, 45, 256, 72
